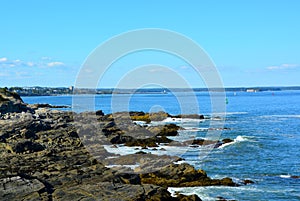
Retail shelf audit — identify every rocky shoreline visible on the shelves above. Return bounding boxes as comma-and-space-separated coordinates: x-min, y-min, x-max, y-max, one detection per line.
0, 88, 251, 200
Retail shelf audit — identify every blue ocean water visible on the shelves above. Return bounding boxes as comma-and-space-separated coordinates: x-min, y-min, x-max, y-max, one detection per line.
22, 90, 300, 200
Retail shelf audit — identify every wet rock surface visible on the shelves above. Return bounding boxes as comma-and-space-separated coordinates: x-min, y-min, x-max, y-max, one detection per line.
140, 163, 238, 187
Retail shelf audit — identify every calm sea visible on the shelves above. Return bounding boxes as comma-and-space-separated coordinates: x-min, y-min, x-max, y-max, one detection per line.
22, 90, 300, 200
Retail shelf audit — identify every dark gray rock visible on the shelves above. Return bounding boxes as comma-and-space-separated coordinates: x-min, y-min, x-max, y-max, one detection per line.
0, 88, 31, 115
0, 176, 45, 200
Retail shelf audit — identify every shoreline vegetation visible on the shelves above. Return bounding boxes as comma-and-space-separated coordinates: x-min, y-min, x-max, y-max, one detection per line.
3, 86, 300, 96
1, 88, 254, 200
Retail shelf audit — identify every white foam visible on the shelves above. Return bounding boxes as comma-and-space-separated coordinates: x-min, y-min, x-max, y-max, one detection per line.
211, 112, 248, 117
162, 117, 205, 123
168, 186, 228, 201
173, 160, 187, 165
218, 136, 248, 149
103, 143, 207, 158
104, 144, 190, 159
236, 135, 247, 142
225, 112, 248, 115
168, 185, 263, 201
133, 121, 148, 126
168, 187, 214, 200
104, 145, 141, 155
181, 127, 209, 132
260, 114, 300, 119
280, 175, 291, 178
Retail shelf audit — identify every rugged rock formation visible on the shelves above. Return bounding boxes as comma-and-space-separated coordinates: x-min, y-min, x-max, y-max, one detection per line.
140, 163, 238, 187
0, 109, 204, 200
0, 92, 247, 200
29, 103, 70, 109
185, 138, 234, 148
0, 88, 31, 114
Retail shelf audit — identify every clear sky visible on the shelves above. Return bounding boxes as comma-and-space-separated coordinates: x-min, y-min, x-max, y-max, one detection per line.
0, 0, 299, 88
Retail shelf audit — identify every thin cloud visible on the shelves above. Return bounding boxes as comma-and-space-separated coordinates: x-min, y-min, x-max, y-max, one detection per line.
47, 61, 65, 67
266, 64, 299, 70
0, 57, 20, 67
27, 62, 35, 67
0, 57, 67, 69
0, 57, 8, 62
41, 56, 52, 60
0, 57, 29, 68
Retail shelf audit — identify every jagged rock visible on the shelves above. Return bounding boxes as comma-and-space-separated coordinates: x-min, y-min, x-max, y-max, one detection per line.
222, 138, 233, 144
175, 193, 203, 201
156, 124, 181, 137
0, 88, 31, 115
140, 163, 238, 187
243, 179, 255, 185
170, 114, 204, 120
180, 138, 235, 148
110, 134, 134, 144
13, 141, 45, 153
30, 103, 69, 109
95, 110, 104, 116
129, 111, 169, 123
124, 136, 172, 147
191, 139, 217, 146
52, 182, 180, 201
216, 196, 237, 201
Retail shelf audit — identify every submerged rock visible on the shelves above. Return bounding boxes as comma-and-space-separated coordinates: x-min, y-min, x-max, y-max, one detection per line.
243, 179, 255, 185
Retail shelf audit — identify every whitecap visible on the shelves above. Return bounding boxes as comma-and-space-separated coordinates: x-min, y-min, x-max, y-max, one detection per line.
211, 112, 248, 117
280, 175, 291, 178
103, 144, 193, 157
217, 135, 248, 149
103, 145, 141, 155
225, 112, 248, 115
260, 114, 300, 119
236, 135, 247, 142
132, 121, 148, 126
181, 127, 209, 132
162, 117, 205, 123
168, 187, 215, 201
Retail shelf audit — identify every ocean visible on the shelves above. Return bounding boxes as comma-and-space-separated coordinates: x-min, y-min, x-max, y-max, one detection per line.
22, 90, 300, 200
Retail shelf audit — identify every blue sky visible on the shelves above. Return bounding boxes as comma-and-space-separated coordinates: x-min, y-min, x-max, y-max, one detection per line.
0, 0, 299, 87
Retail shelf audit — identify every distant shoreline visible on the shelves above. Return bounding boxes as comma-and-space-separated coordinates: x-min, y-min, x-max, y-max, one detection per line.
2, 86, 300, 96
